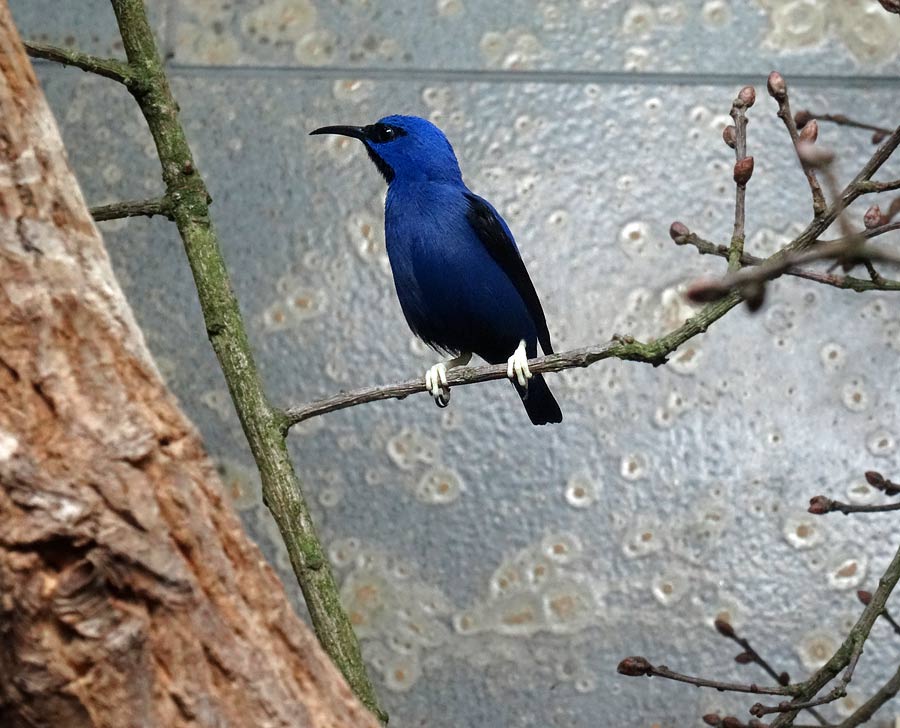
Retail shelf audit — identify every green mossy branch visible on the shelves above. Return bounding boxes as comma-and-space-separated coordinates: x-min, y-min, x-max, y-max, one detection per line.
282, 294, 741, 427
24, 40, 137, 87
90, 196, 173, 221
33, 1, 386, 721
768, 539, 900, 727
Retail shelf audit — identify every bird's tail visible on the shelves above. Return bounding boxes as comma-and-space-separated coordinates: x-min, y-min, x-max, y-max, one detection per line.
513, 374, 562, 426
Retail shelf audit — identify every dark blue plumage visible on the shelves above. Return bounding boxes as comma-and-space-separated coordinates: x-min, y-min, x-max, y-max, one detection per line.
311, 115, 562, 425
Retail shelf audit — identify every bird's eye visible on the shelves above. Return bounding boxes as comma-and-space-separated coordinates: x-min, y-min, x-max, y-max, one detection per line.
367, 123, 405, 144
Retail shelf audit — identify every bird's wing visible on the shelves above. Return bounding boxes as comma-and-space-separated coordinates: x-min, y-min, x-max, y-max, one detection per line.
463, 192, 554, 355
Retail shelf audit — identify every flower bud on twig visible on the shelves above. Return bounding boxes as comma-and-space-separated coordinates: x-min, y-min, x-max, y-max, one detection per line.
669, 221, 690, 243
766, 71, 786, 100
723, 125, 737, 149
617, 656, 653, 676
865, 470, 885, 486
702, 715, 721, 727
798, 118, 818, 143
738, 85, 756, 108
857, 590, 872, 605
808, 495, 832, 514
864, 204, 886, 229
714, 618, 736, 638
733, 156, 754, 185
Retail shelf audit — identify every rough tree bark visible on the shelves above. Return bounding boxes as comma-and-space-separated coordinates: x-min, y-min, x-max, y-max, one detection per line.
0, 6, 380, 728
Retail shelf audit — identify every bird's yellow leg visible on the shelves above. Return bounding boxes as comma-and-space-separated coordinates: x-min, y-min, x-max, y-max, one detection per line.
425, 351, 472, 408
506, 339, 533, 388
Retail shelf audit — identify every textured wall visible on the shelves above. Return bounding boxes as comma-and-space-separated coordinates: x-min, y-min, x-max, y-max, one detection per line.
14, 1, 900, 726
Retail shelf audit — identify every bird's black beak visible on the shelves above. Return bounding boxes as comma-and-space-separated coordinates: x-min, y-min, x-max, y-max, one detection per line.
309, 125, 367, 140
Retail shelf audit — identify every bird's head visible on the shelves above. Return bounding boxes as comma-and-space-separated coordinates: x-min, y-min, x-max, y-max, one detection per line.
310, 115, 462, 185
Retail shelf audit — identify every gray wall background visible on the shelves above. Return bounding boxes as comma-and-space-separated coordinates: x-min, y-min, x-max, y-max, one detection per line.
14, 1, 900, 725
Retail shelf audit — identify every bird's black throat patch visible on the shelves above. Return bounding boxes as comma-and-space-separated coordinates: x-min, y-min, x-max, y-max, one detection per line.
364, 146, 395, 183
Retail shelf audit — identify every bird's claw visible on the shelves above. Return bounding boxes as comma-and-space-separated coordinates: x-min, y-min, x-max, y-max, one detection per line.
425, 362, 451, 408
506, 339, 533, 388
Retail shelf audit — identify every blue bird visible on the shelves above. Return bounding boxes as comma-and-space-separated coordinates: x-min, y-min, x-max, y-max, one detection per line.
311, 115, 562, 425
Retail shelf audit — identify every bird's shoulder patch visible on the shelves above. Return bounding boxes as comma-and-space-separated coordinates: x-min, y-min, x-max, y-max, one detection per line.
463, 193, 554, 355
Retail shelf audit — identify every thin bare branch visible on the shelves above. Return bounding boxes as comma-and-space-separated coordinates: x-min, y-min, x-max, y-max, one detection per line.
90, 196, 173, 222
616, 656, 796, 697
727, 87, 754, 270
798, 109, 894, 143
835, 664, 900, 728
858, 179, 900, 194
24, 40, 134, 86
768, 72, 827, 216
674, 225, 900, 293
715, 619, 829, 724
752, 644, 863, 718
282, 293, 741, 429
767, 538, 900, 727
765, 123, 900, 270
686, 238, 900, 305
809, 496, 900, 516
715, 619, 789, 686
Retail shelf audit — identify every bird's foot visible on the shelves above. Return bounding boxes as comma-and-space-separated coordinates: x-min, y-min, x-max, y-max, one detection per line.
425, 362, 451, 408
424, 352, 472, 409
506, 339, 533, 388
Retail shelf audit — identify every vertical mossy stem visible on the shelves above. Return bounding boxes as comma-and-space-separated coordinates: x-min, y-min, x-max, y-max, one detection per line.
107, 0, 385, 721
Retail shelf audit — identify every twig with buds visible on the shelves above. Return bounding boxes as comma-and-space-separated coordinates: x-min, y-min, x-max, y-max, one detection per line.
714, 619, 791, 688
682, 119, 900, 310
809, 470, 900, 515
768, 72, 827, 217
621, 471, 900, 727
671, 223, 900, 293
795, 109, 893, 145
713, 619, 828, 725
725, 86, 755, 270
685, 236, 900, 309
751, 646, 862, 719
616, 656, 796, 697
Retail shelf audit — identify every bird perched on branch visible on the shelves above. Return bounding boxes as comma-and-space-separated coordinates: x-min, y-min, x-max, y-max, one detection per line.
310, 115, 562, 425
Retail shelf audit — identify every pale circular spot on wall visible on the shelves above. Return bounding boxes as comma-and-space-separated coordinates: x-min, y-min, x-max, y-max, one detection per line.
782, 513, 824, 550
867, 429, 896, 457
819, 342, 845, 372
841, 377, 870, 412
620, 453, 647, 481
797, 629, 839, 671
564, 473, 598, 508
415, 466, 463, 504
622, 3, 656, 34
826, 555, 866, 591
701, 0, 730, 27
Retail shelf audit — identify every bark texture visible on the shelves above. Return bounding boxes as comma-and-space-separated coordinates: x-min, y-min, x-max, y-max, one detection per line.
0, 5, 379, 727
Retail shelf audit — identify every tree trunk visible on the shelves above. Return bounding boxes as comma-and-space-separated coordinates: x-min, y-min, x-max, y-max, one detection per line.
0, 6, 379, 727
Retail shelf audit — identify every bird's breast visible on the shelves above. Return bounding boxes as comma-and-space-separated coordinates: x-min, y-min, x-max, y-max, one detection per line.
382, 185, 537, 360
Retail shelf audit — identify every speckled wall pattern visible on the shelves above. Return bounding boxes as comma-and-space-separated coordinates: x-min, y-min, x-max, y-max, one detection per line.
13, 1, 900, 726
